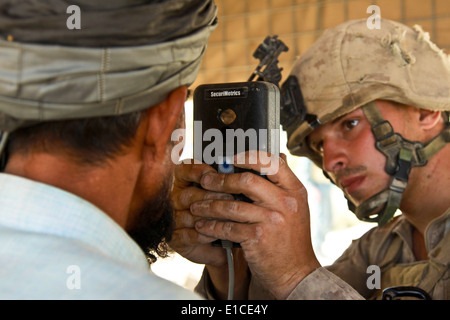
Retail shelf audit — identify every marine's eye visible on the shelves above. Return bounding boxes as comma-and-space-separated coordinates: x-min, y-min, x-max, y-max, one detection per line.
343, 119, 359, 131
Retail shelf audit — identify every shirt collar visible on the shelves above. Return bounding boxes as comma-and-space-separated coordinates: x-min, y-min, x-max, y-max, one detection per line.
392, 208, 450, 256
424, 208, 450, 254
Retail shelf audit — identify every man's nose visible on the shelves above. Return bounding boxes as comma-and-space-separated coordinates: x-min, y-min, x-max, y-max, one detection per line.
321, 137, 349, 174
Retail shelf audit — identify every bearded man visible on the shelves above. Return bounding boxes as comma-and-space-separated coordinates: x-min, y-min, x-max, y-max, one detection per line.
0, 0, 217, 299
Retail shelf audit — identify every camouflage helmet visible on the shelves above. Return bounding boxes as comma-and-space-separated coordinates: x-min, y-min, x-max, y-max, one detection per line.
283, 18, 450, 163
280, 18, 450, 225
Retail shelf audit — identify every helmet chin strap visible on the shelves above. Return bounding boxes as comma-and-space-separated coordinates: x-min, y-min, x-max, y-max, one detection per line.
347, 102, 450, 226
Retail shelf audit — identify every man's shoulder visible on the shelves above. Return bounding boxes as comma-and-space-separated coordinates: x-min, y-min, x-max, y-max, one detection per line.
0, 228, 200, 300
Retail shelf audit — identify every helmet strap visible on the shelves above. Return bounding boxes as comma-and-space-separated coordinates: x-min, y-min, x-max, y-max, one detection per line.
350, 148, 412, 226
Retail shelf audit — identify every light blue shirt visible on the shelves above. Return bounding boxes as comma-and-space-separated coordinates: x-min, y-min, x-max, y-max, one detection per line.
0, 173, 200, 300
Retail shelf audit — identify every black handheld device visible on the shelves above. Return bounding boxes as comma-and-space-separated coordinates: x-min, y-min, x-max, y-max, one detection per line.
193, 81, 280, 246
193, 81, 280, 174
191, 35, 287, 299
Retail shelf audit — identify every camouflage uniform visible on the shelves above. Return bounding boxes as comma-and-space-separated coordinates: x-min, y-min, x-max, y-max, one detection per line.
196, 208, 449, 299
196, 18, 450, 300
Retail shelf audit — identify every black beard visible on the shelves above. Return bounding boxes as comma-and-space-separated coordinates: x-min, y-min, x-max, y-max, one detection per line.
127, 179, 175, 264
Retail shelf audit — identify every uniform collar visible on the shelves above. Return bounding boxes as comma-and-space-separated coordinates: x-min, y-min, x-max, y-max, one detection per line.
392, 208, 450, 260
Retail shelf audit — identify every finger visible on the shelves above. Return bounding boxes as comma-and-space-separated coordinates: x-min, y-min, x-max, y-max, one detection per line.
200, 170, 285, 205
173, 185, 233, 210
173, 206, 238, 229
171, 228, 218, 247
190, 199, 267, 223
174, 161, 216, 188
169, 229, 227, 266
233, 150, 302, 189
173, 209, 199, 229
195, 219, 259, 245
199, 169, 306, 216
234, 150, 282, 176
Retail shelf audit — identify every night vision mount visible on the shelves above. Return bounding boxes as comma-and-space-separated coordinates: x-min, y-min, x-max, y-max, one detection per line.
250, 36, 314, 136
248, 35, 288, 85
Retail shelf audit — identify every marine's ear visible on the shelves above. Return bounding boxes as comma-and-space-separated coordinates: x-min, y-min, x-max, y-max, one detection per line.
417, 109, 442, 130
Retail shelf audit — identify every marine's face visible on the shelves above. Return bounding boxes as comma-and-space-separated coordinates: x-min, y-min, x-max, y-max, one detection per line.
307, 102, 400, 207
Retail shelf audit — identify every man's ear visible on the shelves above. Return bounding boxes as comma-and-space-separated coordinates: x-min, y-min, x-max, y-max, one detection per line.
142, 86, 187, 159
414, 108, 444, 142
418, 109, 443, 130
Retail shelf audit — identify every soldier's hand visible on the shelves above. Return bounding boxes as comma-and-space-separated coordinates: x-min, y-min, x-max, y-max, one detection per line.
192, 151, 321, 299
